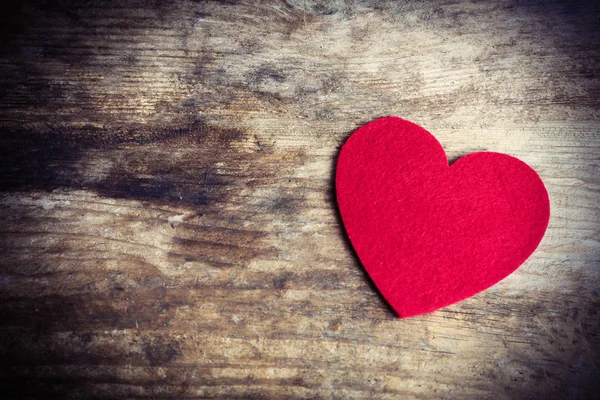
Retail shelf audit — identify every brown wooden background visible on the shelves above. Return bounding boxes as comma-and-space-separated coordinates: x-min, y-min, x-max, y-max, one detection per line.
1, 1, 599, 399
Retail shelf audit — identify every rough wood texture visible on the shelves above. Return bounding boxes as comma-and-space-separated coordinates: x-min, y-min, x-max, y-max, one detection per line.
1, 1, 599, 399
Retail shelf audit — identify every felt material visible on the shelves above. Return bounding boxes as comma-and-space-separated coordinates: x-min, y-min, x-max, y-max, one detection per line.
336, 117, 550, 318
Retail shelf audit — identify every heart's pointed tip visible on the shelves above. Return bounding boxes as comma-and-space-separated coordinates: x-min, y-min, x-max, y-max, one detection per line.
393, 306, 422, 319
396, 310, 423, 319
391, 301, 443, 319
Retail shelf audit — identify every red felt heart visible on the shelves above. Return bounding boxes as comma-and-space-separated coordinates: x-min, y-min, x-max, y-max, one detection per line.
336, 117, 550, 318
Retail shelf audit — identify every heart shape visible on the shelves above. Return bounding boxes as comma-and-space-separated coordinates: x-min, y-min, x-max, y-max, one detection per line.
336, 117, 550, 318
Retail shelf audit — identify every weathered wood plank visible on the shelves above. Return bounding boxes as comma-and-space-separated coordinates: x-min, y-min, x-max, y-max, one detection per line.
1, 0, 599, 399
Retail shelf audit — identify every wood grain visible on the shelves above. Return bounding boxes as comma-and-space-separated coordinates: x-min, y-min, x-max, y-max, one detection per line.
1, 1, 599, 399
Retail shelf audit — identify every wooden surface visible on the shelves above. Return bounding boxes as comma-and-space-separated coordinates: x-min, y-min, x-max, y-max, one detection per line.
1, 1, 599, 399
